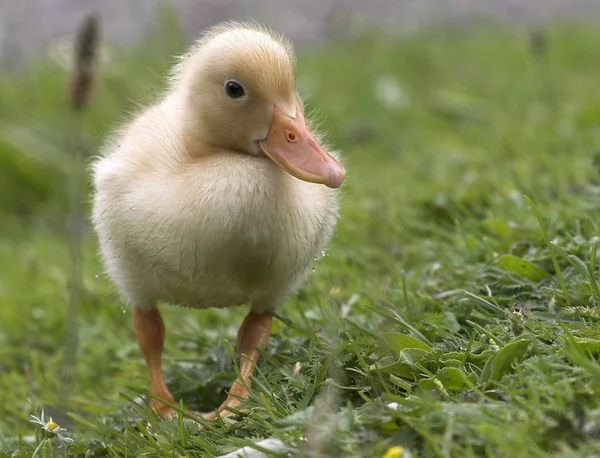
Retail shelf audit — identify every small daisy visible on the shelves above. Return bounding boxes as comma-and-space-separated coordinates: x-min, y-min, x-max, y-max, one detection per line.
329, 286, 343, 298
382, 446, 404, 458
30, 411, 74, 447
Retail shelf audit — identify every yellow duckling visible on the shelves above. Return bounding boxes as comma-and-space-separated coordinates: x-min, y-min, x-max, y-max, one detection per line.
91, 22, 345, 419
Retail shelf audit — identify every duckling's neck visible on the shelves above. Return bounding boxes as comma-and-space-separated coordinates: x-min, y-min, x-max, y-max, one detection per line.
161, 90, 209, 157
164, 90, 262, 159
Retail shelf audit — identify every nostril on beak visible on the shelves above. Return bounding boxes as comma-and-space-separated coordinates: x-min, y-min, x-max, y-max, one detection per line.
286, 131, 297, 142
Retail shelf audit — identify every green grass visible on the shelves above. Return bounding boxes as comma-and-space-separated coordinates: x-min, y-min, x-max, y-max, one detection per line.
2, 15, 600, 457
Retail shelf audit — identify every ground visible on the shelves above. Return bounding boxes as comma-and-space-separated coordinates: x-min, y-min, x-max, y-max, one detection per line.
2, 16, 600, 458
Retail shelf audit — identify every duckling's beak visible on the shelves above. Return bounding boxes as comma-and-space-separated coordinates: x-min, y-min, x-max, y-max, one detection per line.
259, 104, 346, 188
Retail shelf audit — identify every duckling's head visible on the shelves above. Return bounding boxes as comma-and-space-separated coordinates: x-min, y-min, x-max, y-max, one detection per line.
171, 23, 345, 189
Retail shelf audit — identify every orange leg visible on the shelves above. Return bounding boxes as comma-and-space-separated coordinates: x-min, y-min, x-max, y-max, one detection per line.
132, 307, 175, 418
206, 312, 273, 419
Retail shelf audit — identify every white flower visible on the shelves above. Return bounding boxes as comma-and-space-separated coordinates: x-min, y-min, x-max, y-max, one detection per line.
30, 411, 74, 447
373, 76, 410, 110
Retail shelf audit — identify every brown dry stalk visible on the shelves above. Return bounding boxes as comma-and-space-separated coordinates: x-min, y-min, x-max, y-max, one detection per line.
529, 26, 549, 64
70, 14, 100, 110
60, 14, 101, 407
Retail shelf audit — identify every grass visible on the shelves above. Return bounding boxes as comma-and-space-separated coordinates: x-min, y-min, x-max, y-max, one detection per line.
2, 13, 600, 457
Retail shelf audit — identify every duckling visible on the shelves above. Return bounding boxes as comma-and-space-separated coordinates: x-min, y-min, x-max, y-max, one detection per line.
91, 22, 345, 419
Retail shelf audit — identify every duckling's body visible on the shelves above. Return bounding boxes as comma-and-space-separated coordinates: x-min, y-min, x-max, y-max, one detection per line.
93, 100, 338, 313
91, 22, 345, 419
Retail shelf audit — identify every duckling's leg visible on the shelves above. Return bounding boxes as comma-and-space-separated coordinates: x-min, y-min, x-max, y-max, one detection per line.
132, 306, 176, 418
207, 312, 273, 419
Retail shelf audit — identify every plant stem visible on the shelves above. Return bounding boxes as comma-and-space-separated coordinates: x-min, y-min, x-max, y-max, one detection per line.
31, 438, 47, 458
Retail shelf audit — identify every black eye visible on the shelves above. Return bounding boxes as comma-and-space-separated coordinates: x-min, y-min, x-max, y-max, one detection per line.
224, 80, 245, 99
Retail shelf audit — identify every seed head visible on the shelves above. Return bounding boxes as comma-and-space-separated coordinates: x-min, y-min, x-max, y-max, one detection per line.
70, 14, 100, 110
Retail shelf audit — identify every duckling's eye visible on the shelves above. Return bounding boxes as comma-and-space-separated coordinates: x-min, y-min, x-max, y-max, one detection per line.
224, 80, 246, 99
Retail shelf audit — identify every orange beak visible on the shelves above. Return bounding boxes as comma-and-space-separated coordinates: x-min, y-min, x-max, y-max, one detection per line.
259, 104, 346, 188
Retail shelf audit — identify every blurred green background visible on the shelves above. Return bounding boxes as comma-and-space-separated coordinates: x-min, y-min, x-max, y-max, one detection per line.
2, 3, 600, 457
